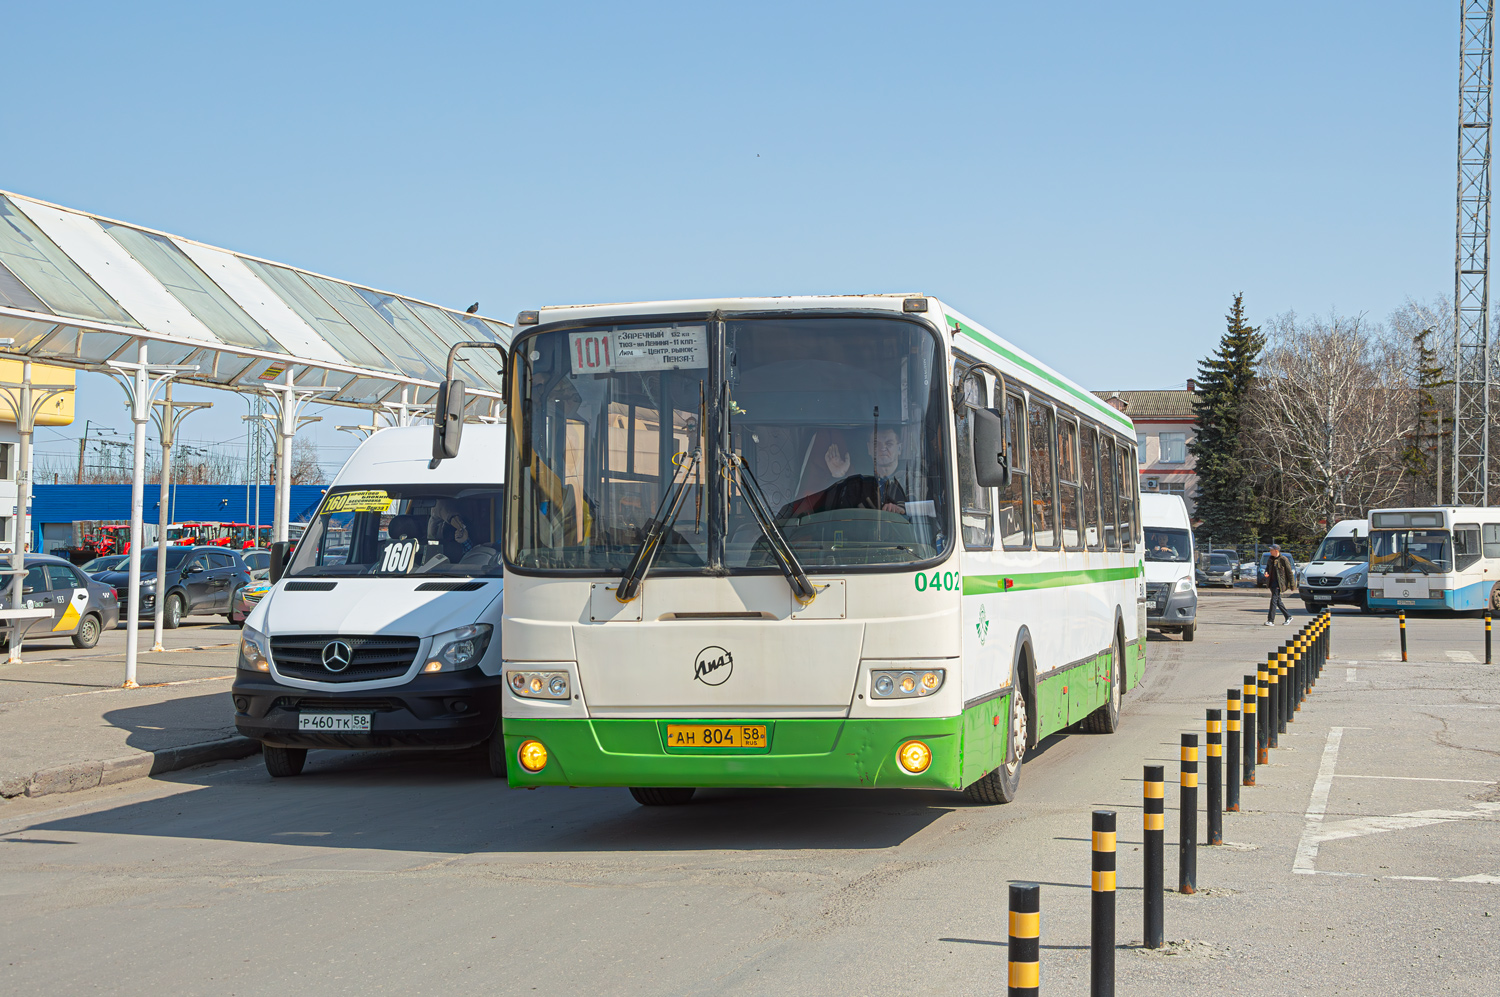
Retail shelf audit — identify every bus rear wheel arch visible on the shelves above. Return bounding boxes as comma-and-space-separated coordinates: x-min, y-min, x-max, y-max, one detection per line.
1082, 625, 1123, 734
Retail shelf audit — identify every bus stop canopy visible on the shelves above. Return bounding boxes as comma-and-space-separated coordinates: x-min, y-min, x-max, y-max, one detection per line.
0, 190, 510, 412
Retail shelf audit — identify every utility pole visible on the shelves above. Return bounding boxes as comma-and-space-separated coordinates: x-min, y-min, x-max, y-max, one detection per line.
76, 419, 92, 484
1454, 0, 1495, 504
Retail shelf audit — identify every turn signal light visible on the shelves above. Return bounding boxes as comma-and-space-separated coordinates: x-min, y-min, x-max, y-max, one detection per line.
517, 739, 549, 772
897, 740, 932, 774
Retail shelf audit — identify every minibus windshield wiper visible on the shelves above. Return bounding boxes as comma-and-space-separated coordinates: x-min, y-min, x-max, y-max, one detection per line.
724, 451, 818, 606
616, 448, 702, 603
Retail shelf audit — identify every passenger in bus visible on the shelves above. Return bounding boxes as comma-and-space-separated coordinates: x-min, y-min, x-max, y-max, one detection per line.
428, 499, 475, 561
779, 427, 908, 517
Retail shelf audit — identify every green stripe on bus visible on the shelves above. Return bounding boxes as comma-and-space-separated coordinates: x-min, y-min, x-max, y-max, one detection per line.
963, 565, 1142, 595
947, 316, 1135, 432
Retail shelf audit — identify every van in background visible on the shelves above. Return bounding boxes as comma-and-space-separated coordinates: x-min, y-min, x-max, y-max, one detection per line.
1301, 519, 1369, 613
1142, 493, 1197, 640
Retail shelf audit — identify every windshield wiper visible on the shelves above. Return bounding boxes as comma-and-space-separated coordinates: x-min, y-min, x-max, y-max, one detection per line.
616, 448, 702, 603
724, 451, 817, 606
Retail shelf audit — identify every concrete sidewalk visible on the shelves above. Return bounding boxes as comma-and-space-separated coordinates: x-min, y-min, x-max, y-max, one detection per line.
0, 617, 255, 799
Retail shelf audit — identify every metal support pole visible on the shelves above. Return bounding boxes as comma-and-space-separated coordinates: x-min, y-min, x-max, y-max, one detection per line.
1226, 689, 1242, 811
7, 361, 33, 664
1008, 882, 1040, 996
1178, 733, 1198, 894
1142, 765, 1164, 949
1206, 709, 1223, 845
150, 385, 210, 652
1242, 675, 1257, 786
1090, 810, 1116, 997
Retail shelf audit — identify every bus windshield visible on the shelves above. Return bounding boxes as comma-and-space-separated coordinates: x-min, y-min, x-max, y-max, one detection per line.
506, 314, 951, 573
1145, 528, 1191, 562
287, 485, 505, 577
1370, 529, 1450, 574
1313, 535, 1369, 562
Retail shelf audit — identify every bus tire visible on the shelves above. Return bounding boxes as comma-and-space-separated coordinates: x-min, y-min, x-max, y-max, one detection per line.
1082, 631, 1123, 734
629, 787, 696, 806
1490, 582, 1500, 614
964, 683, 1027, 805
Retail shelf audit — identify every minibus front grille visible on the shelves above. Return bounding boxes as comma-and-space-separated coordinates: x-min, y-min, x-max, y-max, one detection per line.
285, 581, 338, 592
271, 634, 421, 682
271, 697, 403, 712
414, 581, 487, 592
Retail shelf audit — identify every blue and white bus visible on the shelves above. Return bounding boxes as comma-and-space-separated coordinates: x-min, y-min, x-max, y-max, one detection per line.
1367, 507, 1500, 613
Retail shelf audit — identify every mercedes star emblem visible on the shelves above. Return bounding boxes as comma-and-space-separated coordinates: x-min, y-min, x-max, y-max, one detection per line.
321, 640, 353, 672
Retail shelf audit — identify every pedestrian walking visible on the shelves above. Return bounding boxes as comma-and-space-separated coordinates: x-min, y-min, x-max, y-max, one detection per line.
1265, 542, 1295, 626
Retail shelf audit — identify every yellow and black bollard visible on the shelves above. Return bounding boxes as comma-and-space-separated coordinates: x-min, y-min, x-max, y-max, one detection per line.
1276, 647, 1290, 736
1143, 764, 1164, 948
1487, 612, 1492, 665
1399, 610, 1407, 662
1206, 709, 1223, 845
1290, 637, 1302, 715
1091, 810, 1116, 997
1226, 689, 1242, 810
1242, 675, 1257, 785
1179, 733, 1198, 894
1256, 664, 1270, 766
1009, 882, 1041, 996
1267, 652, 1282, 749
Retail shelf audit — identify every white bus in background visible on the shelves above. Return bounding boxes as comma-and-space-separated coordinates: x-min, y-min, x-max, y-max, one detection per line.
474, 294, 1146, 807
1299, 518, 1369, 613
1141, 493, 1196, 640
1367, 507, 1500, 613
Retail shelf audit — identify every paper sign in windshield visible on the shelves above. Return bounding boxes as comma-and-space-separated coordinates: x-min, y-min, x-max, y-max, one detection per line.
321, 489, 393, 514
569, 326, 707, 375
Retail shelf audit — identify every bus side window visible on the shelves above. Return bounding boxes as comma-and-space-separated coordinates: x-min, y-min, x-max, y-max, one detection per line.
1456, 523, 1482, 571
999, 393, 1030, 549
1080, 425, 1102, 550
1117, 443, 1137, 550
954, 369, 993, 550
1102, 438, 1121, 551
1028, 399, 1057, 550
1484, 523, 1500, 559
1057, 417, 1082, 550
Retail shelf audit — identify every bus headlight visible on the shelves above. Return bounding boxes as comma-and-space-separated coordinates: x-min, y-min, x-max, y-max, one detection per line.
507, 670, 570, 700
237, 626, 271, 672
897, 740, 932, 773
871, 668, 945, 699
424, 624, 493, 672
517, 739, 549, 772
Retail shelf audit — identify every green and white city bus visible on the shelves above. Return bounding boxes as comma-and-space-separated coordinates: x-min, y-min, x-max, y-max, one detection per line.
479, 294, 1144, 805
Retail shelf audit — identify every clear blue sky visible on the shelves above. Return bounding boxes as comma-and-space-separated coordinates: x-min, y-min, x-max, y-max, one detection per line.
5, 2, 1455, 472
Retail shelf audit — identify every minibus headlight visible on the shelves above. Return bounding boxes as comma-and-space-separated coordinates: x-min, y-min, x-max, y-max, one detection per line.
237, 626, 271, 672
1174, 577, 1194, 593
506, 669, 571, 700
425, 624, 493, 672
871, 668, 945, 699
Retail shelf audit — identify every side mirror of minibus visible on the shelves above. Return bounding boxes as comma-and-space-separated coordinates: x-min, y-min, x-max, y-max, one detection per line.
971, 407, 1011, 487
268, 541, 291, 584
430, 378, 467, 467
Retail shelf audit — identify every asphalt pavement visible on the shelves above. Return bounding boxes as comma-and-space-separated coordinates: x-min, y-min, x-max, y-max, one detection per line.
0, 593, 1496, 996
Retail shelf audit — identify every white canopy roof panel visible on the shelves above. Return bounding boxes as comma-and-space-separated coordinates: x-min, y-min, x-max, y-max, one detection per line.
0, 190, 509, 412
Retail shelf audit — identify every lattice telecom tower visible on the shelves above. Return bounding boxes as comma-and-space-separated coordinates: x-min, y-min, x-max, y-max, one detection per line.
1454, 0, 1496, 505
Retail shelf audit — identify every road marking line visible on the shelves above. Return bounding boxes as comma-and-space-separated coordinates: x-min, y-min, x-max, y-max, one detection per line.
1302, 869, 1500, 885
1336, 774, 1497, 785
1346, 667, 1356, 681
1379, 650, 1401, 660
1293, 726, 1346, 874
1445, 649, 1478, 662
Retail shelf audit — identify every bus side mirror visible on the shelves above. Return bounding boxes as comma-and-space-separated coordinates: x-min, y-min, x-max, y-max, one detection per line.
430, 378, 467, 467
268, 541, 291, 584
971, 407, 1011, 487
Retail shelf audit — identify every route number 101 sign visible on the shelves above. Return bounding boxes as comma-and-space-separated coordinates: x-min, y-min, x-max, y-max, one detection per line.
568, 325, 707, 375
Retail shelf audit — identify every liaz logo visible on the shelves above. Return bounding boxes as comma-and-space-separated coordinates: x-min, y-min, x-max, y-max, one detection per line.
694, 646, 733, 686
976, 605, 990, 646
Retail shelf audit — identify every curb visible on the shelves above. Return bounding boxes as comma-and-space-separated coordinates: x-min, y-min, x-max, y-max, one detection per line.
0, 736, 262, 799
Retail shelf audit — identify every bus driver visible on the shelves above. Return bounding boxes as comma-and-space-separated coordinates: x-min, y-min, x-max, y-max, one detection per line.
783, 427, 908, 517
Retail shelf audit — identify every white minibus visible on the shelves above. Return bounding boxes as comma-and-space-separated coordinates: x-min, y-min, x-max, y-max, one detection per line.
1141, 493, 1196, 639
1300, 519, 1369, 613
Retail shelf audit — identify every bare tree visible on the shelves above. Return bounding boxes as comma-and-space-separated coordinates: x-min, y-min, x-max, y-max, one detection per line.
1245, 312, 1414, 535
290, 438, 325, 485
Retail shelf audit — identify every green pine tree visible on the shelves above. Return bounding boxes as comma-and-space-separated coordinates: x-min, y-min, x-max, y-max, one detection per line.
1403, 327, 1448, 502
1189, 293, 1265, 540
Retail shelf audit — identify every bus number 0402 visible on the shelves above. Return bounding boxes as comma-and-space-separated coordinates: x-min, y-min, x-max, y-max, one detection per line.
914, 571, 960, 592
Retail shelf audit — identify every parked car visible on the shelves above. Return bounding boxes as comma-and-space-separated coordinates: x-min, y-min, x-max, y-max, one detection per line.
230, 569, 271, 627
95, 545, 253, 628
1196, 552, 1238, 588
241, 548, 271, 573
80, 555, 128, 576
0, 555, 120, 649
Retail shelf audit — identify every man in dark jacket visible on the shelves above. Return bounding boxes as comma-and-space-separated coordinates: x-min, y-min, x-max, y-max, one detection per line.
1265, 543, 1295, 626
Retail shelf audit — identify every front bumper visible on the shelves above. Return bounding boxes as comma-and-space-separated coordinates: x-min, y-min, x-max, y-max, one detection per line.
232, 669, 503, 749
1302, 585, 1364, 607
502, 716, 969, 790
1147, 588, 1197, 627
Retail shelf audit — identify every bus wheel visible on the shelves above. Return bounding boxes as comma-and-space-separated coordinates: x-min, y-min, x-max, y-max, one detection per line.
1082, 634, 1123, 734
964, 686, 1025, 805
1490, 583, 1500, 614
629, 787, 696, 806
